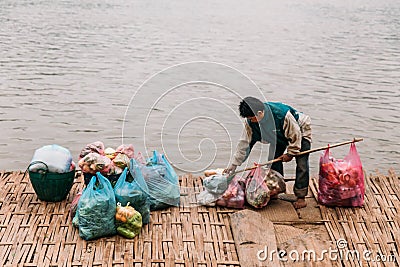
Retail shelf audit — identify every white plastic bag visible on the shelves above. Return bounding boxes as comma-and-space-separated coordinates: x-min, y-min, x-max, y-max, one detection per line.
29, 144, 72, 173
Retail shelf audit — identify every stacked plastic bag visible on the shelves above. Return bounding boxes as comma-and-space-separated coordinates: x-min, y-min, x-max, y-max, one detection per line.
78, 142, 137, 186
72, 147, 181, 240
72, 171, 146, 240
197, 173, 231, 206
198, 164, 286, 209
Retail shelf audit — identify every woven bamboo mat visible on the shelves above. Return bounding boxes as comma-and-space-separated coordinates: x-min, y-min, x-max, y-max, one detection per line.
310, 170, 400, 267
2, 170, 399, 266
0, 171, 239, 267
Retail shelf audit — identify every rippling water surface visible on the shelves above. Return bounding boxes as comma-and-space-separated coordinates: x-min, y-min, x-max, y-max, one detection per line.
1, 0, 399, 175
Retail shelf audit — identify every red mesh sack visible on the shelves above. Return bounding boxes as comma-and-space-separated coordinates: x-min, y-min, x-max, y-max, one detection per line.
318, 143, 365, 207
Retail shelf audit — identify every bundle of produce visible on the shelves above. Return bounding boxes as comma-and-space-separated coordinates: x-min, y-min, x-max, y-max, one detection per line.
139, 150, 180, 210
264, 169, 286, 197
114, 162, 150, 224
197, 190, 220, 206
203, 174, 229, 195
78, 141, 105, 159
198, 169, 246, 208
115, 203, 142, 239
318, 143, 364, 207
110, 144, 135, 170
245, 164, 271, 208
215, 175, 245, 209
79, 142, 137, 187
78, 152, 112, 174
105, 147, 117, 159
113, 153, 130, 169
116, 144, 135, 159
74, 173, 117, 240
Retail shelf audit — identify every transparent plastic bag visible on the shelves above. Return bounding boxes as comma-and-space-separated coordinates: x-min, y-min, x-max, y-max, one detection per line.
116, 144, 135, 159
203, 174, 229, 195
29, 144, 72, 173
79, 141, 105, 159
114, 162, 150, 224
78, 152, 112, 174
140, 151, 180, 210
113, 153, 130, 169
76, 173, 117, 240
216, 175, 245, 209
115, 203, 142, 239
318, 143, 364, 207
245, 164, 270, 208
264, 169, 286, 197
197, 190, 219, 206
197, 174, 227, 207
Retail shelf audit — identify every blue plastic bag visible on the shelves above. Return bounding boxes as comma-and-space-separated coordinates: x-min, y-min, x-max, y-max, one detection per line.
140, 150, 180, 210
114, 161, 151, 224
77, 172, 117, 240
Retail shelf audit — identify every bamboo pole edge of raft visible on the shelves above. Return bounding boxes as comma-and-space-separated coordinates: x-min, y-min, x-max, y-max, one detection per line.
232, 137, 364, 175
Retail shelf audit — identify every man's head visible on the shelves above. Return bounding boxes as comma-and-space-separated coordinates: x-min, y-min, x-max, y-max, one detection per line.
239, 96, 265, 122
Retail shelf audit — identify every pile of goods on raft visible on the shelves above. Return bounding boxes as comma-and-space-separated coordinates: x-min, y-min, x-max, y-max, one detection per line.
198, 165, 286, 209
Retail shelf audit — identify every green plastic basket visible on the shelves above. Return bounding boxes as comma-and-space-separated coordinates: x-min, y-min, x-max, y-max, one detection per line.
28, 161, 75, 202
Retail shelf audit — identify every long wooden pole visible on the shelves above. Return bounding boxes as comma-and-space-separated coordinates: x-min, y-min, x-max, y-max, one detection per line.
231, 138, 363, 175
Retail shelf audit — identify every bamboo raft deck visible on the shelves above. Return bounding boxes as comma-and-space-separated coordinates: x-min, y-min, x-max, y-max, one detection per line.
0, 170, 399, 266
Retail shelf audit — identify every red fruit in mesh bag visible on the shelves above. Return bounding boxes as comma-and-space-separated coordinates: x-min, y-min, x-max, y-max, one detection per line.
347, 178, 356, 187
348, 168, 359, 181
339, 173, 351, 184
327, 173, 338, 183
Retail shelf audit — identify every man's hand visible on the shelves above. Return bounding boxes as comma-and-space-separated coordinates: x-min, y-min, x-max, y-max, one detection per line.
280, 153, 294, 162
223, 164, 237, 175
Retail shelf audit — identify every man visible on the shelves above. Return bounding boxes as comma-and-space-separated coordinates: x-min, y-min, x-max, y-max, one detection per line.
224, 96, 312, 209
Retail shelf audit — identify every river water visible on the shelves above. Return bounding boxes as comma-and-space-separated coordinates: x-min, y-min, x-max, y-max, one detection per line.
1, 0, 399, 176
